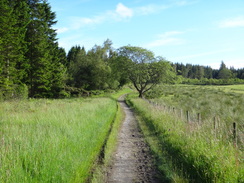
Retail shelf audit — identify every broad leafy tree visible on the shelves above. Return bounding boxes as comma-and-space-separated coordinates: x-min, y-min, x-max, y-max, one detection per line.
118, 46, 175, 98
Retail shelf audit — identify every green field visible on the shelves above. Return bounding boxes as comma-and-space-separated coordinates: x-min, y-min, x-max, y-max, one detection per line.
210, 84, 244, 94
127, 84, 244, 182
1, 85, 243, 182
0, 97, 118, 182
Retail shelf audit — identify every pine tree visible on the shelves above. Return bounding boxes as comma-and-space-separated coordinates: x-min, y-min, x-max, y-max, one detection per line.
0, 0, 29, 99
25, 0, 65, 97
12, 0, 30, 84
218, 61, 232, 79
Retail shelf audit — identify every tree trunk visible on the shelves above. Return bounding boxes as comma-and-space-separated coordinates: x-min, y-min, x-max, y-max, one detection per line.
138, 91, 143, 98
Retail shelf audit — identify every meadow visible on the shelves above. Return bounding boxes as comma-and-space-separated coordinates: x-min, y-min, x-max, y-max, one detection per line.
127, 84, 244, 182
0, 97, 118, 182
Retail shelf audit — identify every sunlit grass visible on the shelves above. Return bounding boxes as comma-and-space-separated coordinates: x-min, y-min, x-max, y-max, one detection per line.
0, 97, 117, 182
146, 85, 244, 144
127, 96, 243, 182
210, 84, 244, 94
129, 84, 244, 182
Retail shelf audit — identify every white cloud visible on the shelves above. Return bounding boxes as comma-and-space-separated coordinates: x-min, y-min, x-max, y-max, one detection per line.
219, 16, 244, 28
115, 3, 133, 18
68, 3, 133, 30
69, 15, 105, 30
171, 0, 199, 6
135, 4, 168, 15
56, 27, 69, 34
145, 31, 184, 48
63, 1, 196, 31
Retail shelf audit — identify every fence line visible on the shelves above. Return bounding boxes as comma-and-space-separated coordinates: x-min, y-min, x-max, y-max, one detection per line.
145, 99, 243, 149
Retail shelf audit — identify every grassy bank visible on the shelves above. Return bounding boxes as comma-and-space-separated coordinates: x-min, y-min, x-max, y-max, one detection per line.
127, 93, 243, 182
0, 97, 117, 182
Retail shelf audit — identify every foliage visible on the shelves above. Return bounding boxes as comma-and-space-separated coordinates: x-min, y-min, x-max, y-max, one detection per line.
25, 0, 66, 98
1, 0, 244, 100
181, 78, 244, 85
0, 0, 29, 99
66, 40, 130, 93
174, 61, 244, 80
0, 0, 66, 99
118, 46, 176, 97
217, 61, 232, 79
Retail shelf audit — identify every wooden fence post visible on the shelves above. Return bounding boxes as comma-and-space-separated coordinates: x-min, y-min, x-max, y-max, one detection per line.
197, 113, 201, 123
186, 111, 190, 123
233, 122, 237, 147
214, 116, 216, 130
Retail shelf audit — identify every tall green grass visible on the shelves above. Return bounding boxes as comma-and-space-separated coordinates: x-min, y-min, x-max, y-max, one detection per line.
210, 84, 244, 94
127, 96, 243, 182
0, 97, 117, 182
146, 85, 244, 147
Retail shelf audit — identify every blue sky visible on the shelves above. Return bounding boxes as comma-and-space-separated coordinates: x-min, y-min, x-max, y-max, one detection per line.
48, 0, 244, 69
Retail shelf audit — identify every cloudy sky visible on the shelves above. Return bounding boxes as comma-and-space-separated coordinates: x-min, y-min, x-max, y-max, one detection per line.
49, 0, 244, 69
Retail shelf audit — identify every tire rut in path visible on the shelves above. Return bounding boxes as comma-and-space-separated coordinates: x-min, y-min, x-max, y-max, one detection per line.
107, 96, 160, 183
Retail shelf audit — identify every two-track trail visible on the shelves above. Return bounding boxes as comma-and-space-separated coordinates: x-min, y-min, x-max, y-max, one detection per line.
106, 96, 160, 183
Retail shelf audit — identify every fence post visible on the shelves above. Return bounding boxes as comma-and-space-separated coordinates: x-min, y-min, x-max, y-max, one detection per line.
186, 111, 190, 123
233, 122, 237, 147
197, 113, 201, 124
214, 116, 217, 130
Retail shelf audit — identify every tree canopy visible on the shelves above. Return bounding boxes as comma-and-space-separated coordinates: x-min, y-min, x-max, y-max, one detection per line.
118, 46, 175, 98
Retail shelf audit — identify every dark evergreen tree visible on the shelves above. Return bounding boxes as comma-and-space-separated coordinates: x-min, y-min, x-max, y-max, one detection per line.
0, 0, 14, 96
25, 0, 65, 97
217, 61, 232, 79
67, 45, 82, 68
0, 0, 29, 99
12, 0, 30, 84
204, 66, 213, 79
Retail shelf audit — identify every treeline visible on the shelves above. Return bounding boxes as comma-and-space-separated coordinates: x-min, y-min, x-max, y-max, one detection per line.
173, 62, 244, 85
1, 0, 244, 100
174, 62, 244, 80
0, 0, 132, 100
65, 40, 130, 96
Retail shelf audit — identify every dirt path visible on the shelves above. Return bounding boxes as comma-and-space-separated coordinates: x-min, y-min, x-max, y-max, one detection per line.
106, 96, 160, 183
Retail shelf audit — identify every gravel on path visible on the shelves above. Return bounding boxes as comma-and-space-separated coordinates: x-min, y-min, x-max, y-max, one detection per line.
106, 96, 160, 183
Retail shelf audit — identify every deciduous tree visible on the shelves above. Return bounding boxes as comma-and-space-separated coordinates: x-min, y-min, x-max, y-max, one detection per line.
118, 46, 175, 98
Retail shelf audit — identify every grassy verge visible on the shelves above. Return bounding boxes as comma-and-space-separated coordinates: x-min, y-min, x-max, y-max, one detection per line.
126, 94, 243, 182
0, 97, 117, 182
